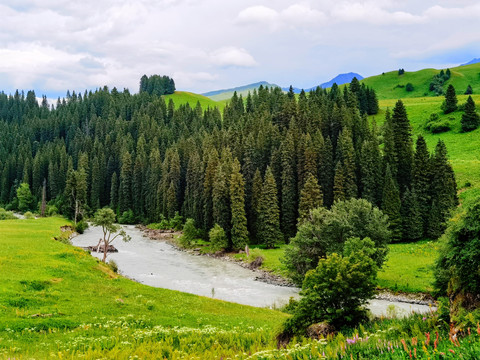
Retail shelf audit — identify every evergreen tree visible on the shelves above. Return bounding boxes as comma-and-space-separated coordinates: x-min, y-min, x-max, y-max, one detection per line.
333, 163, 346, 203
427, 140, 458, 239
298, 174, 323, 223
258, 167, 282, 248
391, 100, 413, 194
382, 165, 402, 242
382, 109, 397, 179
229, 159, 249, 250
203, 149, 219, 231
465, 84, 473, 95
319, 136, 334, 207
412, 136, 431, 236
401, 188, 423, 241
251, 168, 263, 241
110, 172, 118, 212
281, 132, 298, 240
442, 84, 458, 114
337, 129, 357, 199
119, 151, 133, 214
461, 95, 479, 132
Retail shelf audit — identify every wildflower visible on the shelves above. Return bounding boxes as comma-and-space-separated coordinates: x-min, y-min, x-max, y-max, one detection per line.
448, 349, 455, 354
401, 339, 408, 352
425, 332, 430, 346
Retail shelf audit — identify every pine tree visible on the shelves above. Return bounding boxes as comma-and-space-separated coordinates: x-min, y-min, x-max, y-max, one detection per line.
391, 100, 413, 194
337, 129, 357, 199
382, 109, 397, 179
401, 188, 423, 241
412, 136, 431, 235
258, 167, 282, 248
230, 159, 249, 250
443, 84, 458, 114
203, 149, 219, 231
212, 151, 232, 237
110, 172, 118, 212
251, 168, 263, 241
90, 156, 101, 210
465, 84, 473, 95
360, 139, 382, 206
281, 132, 298, 240
461, 96, 479, 132
319, 136, 334, 207
298, 174, 323, 223
427, 140, 458, 239
119, 151, 133, 214
333, 163, 346, 203
382, 165, 402, 242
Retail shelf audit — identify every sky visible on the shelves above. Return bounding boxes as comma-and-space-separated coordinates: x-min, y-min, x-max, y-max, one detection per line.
1, 0, 480, 98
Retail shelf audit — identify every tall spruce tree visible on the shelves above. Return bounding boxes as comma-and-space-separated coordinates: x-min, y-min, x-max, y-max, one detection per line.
251, 169, 263, 242
298, 173, 323, 223
391, 100, 413, 194
230, 159, 249, 250
443, 84, 458, 114
258, 167, 282, 248
382, 165, 402, 242
412, 136, 431, 236
461, 95, 479, 132
119, 151, 133, 214
401, 188, 423, 241
281, 132, 298, 240
427, 140, 458, 239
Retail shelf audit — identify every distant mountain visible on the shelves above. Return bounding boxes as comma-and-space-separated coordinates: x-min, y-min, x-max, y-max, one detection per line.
461, 58, 480, 66
203, 81, 280, 101
282, 72, 363, 93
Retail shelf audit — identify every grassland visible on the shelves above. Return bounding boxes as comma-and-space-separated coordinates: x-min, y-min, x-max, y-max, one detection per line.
0, 217, 287, 358
163, 91, 225, 112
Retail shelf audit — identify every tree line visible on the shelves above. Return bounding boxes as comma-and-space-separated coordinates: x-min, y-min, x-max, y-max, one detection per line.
0, 77, 457, 250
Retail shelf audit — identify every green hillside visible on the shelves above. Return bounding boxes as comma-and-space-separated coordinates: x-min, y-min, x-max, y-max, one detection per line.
0, 218, 286, 358
163, 91, 225, 112
361, 63, 480, 99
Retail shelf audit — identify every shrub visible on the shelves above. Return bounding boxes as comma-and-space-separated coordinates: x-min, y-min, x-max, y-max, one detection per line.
170, 212, 183, 231
0, 208, 17, 220
283, 198, 390, 284
209, 224, 228, 252
425, 113, 451, 134
118, 209, 135, 224
179, 218, 197, 248
435, 198, 480, 309
405, 83, 414, 92
107, 260, 119, 273
75, 220, 89, 234
398, 68, 405, 75
46, 205, 58, 216
282, 237, 378, 336
24, 211, 35, 219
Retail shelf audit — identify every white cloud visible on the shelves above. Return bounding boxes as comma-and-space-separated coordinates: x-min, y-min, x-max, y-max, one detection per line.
211, 47, 257, 67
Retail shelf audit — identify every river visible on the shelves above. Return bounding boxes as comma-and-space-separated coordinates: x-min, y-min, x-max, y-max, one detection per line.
72, 225, 434, 316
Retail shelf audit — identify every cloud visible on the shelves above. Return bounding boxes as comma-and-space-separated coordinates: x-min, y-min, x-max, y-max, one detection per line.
210, 47, 257, 67
237, 3, 326, 30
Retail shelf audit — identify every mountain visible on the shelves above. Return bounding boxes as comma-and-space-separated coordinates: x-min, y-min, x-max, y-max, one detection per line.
461, 58, 480, 66
282, 72, 364, 93
202, 81, 280, 101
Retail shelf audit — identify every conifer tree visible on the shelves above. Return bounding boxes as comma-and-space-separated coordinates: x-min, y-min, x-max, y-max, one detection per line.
258, 167, 282, 248
333, 163, 346, 203
360, 139, 382, 206
298, 174, 323, 223
391, 100, 413, 194
401, 188, 423, 241
319, 136, 334, 207
427, 140, 458, 238
212, 150, 232, 237
281, 132, 298, 240
251, 168, 263, 241
443, 84, 458, 114
338, 129, 357, 199
203, 148, 219, 231
119, 151, 133, 214
110, 172, 118, 212
230, 159, 249, 250
382, 165, 402, 242
412, 136, 431, 235
461, 95, 479, 132
382, 109, 397, 179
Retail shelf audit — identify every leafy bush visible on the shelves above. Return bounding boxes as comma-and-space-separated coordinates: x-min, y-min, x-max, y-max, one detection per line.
282, 237, 378, 336
170, 212, 183, 231
75, 220, 89, 234
179, 218, 198, 247
209, 224, 228, 251
398, 68, 404, 75
405, 83, 414, 92
118, 209, 135, 224
0, 208, 17, 220
425, 113, 451, 133
46, 204, 58, 216
284, 198, 390, 284
107, 260, 119, 273
24, 211, 35, 219
435, 199, 480, 310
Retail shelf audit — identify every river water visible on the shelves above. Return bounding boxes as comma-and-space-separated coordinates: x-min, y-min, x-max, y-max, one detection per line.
72, 225, 433, 316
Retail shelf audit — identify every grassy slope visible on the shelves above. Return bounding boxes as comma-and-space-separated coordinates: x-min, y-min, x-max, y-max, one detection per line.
361, 63, 480, 99
0, 218, 286, 358
163, 91, 225, 112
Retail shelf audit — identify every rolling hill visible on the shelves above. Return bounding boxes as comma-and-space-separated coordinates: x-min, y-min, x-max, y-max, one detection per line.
201, 81, 280, 101
163, 91, 225, 111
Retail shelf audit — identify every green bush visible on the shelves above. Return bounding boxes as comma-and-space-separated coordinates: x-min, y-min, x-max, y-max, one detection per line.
24, 211, 35, 219
75, 220, 89, 234
425, 113, 451, 133
405, 83, 414, 92
209, 224, 228, 252
170, 212, 183, 231
118, 209, 135, 224
284, 198, 390, 284
46, 205, 58, 216
282, 237, 378, 336
0, 208, 17, 220
107, 260, 119, 273
179, 218, 197, 248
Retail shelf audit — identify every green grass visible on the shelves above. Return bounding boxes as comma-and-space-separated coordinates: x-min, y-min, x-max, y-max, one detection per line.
163, 91, 225, 112
360, 62, 480, 99
233, 245, 291, 278
0, 217, 287, 358
377, 241, 440, 293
